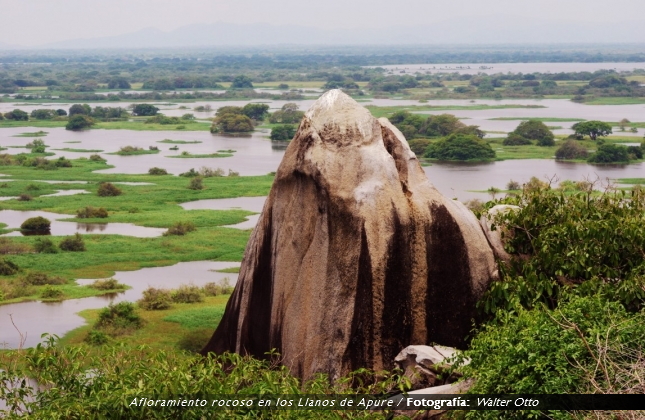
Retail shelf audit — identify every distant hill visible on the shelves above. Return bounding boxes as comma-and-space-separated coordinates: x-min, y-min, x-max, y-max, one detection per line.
3, 17, 645, 50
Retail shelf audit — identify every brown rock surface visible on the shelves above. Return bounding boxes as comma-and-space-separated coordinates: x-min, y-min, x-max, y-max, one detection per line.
202, 90, 497, 380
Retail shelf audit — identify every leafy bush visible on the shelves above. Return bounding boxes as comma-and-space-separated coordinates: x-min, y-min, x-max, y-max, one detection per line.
20, 216, 51, 231
627, 145, 643, 159
89, 154, 105, 162
76, 206, 108, 218
187, 176, 203, 190
85, 330, 110, 346
59, 233, 85, 252
40, 286, 64, 300
0, 238, 30, 255
17, 193, 32, 201
95, 301, 143, 334
202, 278, 234, 296
502, 133, 531, 146
511, 120, 555, 146
91, 278, 126, 291
425, 134, 496, 161
34, 237, 57, 254
588, 144, 630, 164
270, 124, 296, 141
555, 139, 589, 160
148, 167, 168, 175
97, 182, 122, 197
506, 180, 521, 190
137, 287, 173, 310
407, 139, 432, 155
461, 293, 645, 405
65, 114, 95, 131
0, 258, 19, 275
171, 284, 204, 304
23, 272, 66, 285
163, 221, 196, 236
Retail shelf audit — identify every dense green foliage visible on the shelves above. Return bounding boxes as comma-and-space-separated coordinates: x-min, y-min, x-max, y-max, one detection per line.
20, 216, 51, 231
132, 104, 159, 116
65, 114, 95, 131
502, 133, 532, 146
587, 143, 630, 163
268, 103, 305, 124
425, 134, 496, 161
555, 139, 589, 160
508, 120, 555, 146
571, 120, 613, 140
270, 124, 296, 141
59, 233, 86, 252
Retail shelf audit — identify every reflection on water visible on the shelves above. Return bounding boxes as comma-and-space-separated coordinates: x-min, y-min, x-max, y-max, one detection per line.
0, 210, 166, 238
0, 261, 240, 349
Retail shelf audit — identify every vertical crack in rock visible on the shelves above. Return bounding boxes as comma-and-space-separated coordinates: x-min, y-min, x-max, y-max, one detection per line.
202, 89, 497, 381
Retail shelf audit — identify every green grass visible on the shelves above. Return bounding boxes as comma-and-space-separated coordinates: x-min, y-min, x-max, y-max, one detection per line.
164, 306, 226, 329
109, 149, 160, 156
488, 117, 585, 122
583, 97, 645, 105
52, 148, 104, 153
13, 130, 49, 137
616, 178, 645, 185
157, 139, 202, 144
64, 141, 82, 144
0, 120, 211, 132
215, 266, 240, 273
0, 158, 274, 304
59, 294, 230, 350
366, 104, 546, 119
168, 153, 233, 158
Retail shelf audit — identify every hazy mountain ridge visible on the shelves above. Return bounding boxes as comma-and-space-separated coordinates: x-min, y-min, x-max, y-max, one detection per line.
2, 17, 645, 50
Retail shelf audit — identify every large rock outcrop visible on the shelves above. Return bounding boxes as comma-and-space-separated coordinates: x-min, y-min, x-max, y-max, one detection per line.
202, 90, 497, 380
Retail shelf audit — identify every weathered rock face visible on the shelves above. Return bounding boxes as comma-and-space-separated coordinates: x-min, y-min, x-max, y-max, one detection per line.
202, 90, 497, 380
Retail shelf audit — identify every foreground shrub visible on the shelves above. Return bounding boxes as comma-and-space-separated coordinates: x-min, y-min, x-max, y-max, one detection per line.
137, 287, 173, 310
461, 293, 645, 405
187, 176, 203, 190
90, 278, 126, 291
23, 272, 66, 286
0, 336, 408, 418
163, 221, 196, 236
171, 284, 204, 304
0, 258, 19, 275
148, 167, 168, 175
84, 330, 110, 346
40, 286, 64, 300
202, 278, 234, 296
76, 206, 108, 218
20, 217, 50, 232
555, 139, 589, 160
97, 182, 122, 197
33, 237, 57, 253
59, 233, 85, 252
95, 301, 143, 334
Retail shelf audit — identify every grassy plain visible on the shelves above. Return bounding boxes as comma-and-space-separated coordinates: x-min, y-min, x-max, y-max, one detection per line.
0, 158, 273, 304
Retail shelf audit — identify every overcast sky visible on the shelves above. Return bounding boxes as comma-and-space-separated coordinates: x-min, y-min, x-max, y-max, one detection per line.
1, 0, 644, 46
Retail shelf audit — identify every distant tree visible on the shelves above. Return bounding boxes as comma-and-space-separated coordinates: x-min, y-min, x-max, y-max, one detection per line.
588, 144, 630, 164
454, 125, 485, 139
4, 109, 29, 121
503, 133, 532, 146
69, 104, 91, 116
555, 140, 589, 160
589, 75, 628, 89
0, 113, 4, 121
269, 103, 305, 124
132, 104, 159, 116
425, 134, 496, 161
66, 115, 95, 131
278, 83, 289, 89
572, 121, 612, 141
270, 125, 296, 141
55, 109, 67, 116
512, 120, 555, 146
420, 114, 465, 137
242, 103, 269, 121
107, 77, 131, 90
230, 75, 253, 89
30, 109, 57, 120
211, 112, 254, 133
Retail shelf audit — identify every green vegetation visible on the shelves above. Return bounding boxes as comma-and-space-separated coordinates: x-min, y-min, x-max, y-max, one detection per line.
489, 117, 585, 122
13, 130, 49, 137
555, 139, 589, 160
572, 120, 613, 140
111, 146, 160, 156
587, 143, 631, 164
425, 133, 496, 161
53, 148, 103, 153
506, 120, 555, 146
157, 139, 202, 144
168, 152, 233, 158
269, 124, 296, 140
20, 216, 51, 232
